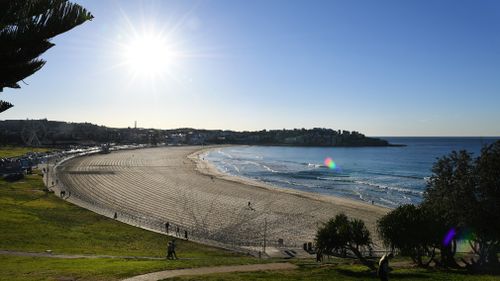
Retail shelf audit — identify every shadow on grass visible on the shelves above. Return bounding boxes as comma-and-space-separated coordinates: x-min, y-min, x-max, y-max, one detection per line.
442, 267, 500, 277
336, 269, 430, 279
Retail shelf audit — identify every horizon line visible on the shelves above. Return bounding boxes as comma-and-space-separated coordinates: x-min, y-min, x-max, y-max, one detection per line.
1, 118, 499, 138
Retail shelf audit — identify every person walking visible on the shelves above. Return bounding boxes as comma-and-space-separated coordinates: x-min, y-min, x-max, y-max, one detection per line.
171, 239, 178, 259
165, 222, 170, 234
166, 241, 173, 259
377, 253, 393, 281
316, 249, 323, 263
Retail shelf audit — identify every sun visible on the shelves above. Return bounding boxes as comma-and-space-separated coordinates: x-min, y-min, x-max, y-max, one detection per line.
110, 10, 209, 87
122, 31, 173, 79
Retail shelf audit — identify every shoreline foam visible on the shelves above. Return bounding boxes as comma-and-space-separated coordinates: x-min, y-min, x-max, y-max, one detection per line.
59, 145, 389, 250
189, 145, 391, 211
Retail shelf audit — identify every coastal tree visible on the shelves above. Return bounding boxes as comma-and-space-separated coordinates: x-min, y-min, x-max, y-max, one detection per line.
470, 141, 500, 267
423, 141, 500, 269
0, 0, 93, 113
377, 204, 441, 267
377, 141, 500, 270
316, 213, 375, 270
423, 150, 475, 267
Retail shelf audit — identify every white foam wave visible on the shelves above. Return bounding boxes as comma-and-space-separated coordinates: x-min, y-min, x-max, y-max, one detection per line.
262, 164, 278, 173
354, 190, 364, 201
354, 180, 424, 195
317, 176, 352, 182
217, 150, 233, 159
228, 163, 240, 173
380, 197, 398, 206
243, 160, 278, 173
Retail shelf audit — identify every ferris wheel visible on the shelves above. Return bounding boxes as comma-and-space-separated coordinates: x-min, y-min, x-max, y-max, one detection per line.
21, 120, 47, 147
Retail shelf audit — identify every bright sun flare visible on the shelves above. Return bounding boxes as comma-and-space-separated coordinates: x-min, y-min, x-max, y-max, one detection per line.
123, 32, 172, 78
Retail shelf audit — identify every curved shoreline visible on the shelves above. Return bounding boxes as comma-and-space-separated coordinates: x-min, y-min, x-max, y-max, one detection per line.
188, 146, 391, 211
56, 145, 389, 252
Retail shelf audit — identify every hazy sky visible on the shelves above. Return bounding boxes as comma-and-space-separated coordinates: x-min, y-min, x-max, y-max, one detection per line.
2, 0, 500, 136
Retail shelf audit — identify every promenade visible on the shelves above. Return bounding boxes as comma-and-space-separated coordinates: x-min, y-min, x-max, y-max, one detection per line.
57, 146, 387, 252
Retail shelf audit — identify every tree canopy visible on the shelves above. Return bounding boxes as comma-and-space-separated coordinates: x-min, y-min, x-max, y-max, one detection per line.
316, 213, 375, 269
377, 204, 441, 266
424, 142, 500, 268
0, 0, 93, 113
378, 140, 500, 270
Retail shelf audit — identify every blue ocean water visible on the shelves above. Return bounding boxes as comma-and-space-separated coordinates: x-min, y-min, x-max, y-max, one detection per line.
204, 137, 499, 208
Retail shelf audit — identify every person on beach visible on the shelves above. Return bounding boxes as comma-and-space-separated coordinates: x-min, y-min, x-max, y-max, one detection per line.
176, 226, 180, 236
184, 230, 188, 240
377, 253, 393, 281
165, 222, 170, 234
247, 201, 255, 211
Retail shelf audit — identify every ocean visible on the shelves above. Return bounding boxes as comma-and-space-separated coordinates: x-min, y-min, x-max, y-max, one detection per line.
204, 137, 499, 208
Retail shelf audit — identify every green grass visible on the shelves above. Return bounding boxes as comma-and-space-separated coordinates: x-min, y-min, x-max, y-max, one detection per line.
169, 261, 500, 281
0, 146, 51, 158
0, 173, 260, 281
0, 255, 270, 281
0, 256, 166, 281
3, 165, 498, 281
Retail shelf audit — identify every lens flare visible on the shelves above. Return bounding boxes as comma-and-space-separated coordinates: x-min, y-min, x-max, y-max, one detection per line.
460, 228, 474, 241
324, 157, 337, 169
443, 228, 456, 246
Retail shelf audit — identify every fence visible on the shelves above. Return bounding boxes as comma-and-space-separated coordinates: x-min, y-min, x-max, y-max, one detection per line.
44, 146, 296, 256
44, 146, 391, 258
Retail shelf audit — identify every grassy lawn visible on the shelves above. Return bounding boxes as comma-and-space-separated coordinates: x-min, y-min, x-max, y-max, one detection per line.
168, 261, 500, 281
2, 148, 498, 281
0, 173, 259, 281
0, 256, 167, 281
0, 255, 269, 281
0, 146, 51, 158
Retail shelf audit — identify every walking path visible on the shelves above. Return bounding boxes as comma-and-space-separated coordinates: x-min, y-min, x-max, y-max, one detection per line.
2, 250, 296, 280
122, 262, 297, 281
56, 146, 388, 250
0, 250, 166, 260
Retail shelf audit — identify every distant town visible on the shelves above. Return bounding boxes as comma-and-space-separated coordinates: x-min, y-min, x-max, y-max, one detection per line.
0, 119, 396, 147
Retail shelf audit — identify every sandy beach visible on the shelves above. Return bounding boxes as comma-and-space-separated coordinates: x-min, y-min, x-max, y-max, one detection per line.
57, 145, 389, 250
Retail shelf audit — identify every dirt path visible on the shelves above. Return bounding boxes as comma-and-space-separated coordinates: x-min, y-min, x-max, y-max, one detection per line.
121, 262, 297, 281
0, 250, 166, 260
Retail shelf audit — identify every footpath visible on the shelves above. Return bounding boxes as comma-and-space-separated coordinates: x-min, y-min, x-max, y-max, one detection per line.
122, 263, 297, 281
1, 250, 296, 281
0, 250, 164, 260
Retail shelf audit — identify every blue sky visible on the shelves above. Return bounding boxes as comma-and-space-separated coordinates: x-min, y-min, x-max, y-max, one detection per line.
2, 0, 499, 136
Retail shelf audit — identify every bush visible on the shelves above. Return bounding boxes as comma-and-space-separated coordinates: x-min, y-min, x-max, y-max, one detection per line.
377, 204, 441, 266
316, 213, 375, 269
